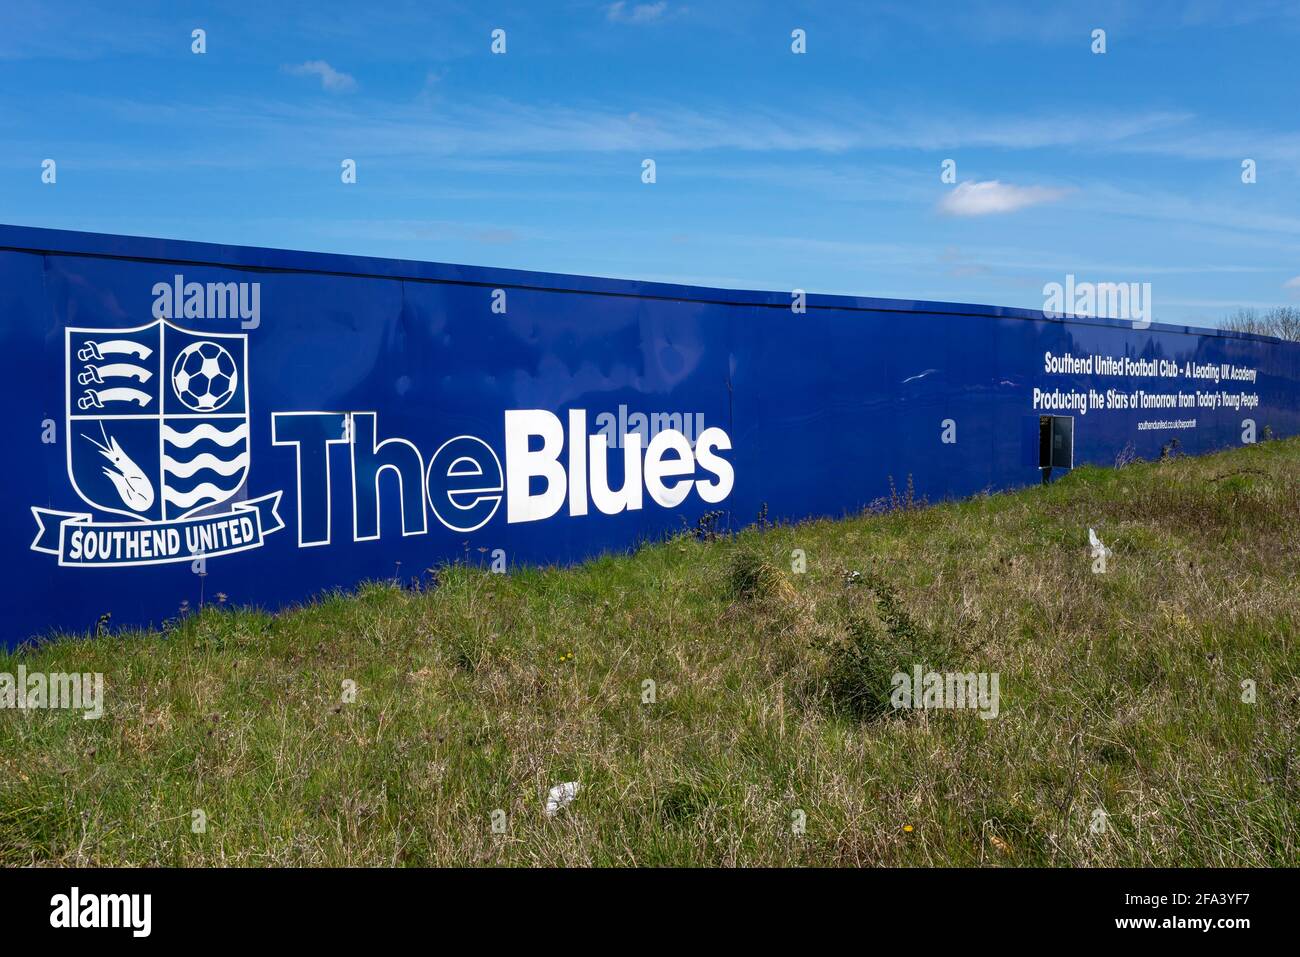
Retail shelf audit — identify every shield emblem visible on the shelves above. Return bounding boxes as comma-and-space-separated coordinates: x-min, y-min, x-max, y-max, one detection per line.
67, 319, 249, 523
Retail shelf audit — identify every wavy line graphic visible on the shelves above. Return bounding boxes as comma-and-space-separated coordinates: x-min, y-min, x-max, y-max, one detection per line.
162, 452, 249, 479
162, 422, 248, 448
163, 483, 239, 508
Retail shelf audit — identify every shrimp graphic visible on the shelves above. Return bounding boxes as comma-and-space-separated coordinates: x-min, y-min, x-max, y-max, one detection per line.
81, 422, 154, 512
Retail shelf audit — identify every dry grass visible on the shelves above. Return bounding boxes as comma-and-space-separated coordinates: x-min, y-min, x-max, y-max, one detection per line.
2, 439, 1298, 866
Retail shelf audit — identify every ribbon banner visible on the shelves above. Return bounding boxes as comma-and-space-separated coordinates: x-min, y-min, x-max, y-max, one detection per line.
32, 493, 283, 567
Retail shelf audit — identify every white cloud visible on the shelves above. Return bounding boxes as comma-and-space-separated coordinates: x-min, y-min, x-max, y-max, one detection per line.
938, 180, 1069, 216
1284, 275, 1300, 288
606, 2, 669, 24
283, 60, 357, 93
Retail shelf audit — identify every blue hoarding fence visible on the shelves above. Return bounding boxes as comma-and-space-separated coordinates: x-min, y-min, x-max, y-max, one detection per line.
3, 224, 1298, 645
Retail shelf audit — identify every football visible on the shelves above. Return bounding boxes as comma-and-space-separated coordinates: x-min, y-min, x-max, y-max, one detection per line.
172, 340, 238, 411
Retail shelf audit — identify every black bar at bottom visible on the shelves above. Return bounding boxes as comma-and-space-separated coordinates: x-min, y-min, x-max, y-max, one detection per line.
0, 867, 1284, 942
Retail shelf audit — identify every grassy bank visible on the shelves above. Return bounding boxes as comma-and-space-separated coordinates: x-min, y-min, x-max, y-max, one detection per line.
2, 439, 1298, 866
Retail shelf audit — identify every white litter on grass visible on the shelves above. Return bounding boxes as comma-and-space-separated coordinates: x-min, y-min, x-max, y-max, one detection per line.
544, 782, 580, 817
1087, 527, 1112, 558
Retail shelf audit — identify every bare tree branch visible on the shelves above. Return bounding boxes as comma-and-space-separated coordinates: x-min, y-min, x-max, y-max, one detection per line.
1221, 306, 1300, 341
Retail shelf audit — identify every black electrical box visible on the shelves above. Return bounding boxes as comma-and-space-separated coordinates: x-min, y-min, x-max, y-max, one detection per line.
1038, 415, 1074, 470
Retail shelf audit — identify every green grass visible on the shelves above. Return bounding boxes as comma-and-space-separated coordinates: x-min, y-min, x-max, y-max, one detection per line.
3, 439, 1298, 866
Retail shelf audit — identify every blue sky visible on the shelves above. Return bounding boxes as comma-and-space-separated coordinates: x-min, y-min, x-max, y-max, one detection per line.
3, 0, 1299, 328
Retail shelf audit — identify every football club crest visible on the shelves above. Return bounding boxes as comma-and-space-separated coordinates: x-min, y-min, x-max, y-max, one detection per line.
32, 319, 282, 566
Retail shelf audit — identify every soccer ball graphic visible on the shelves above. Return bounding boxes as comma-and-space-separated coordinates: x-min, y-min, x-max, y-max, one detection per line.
172, 341, 238, 411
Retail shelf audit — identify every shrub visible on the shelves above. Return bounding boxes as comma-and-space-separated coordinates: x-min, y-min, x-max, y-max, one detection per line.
826, 572, 955, 721
726, 550, 793, 603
